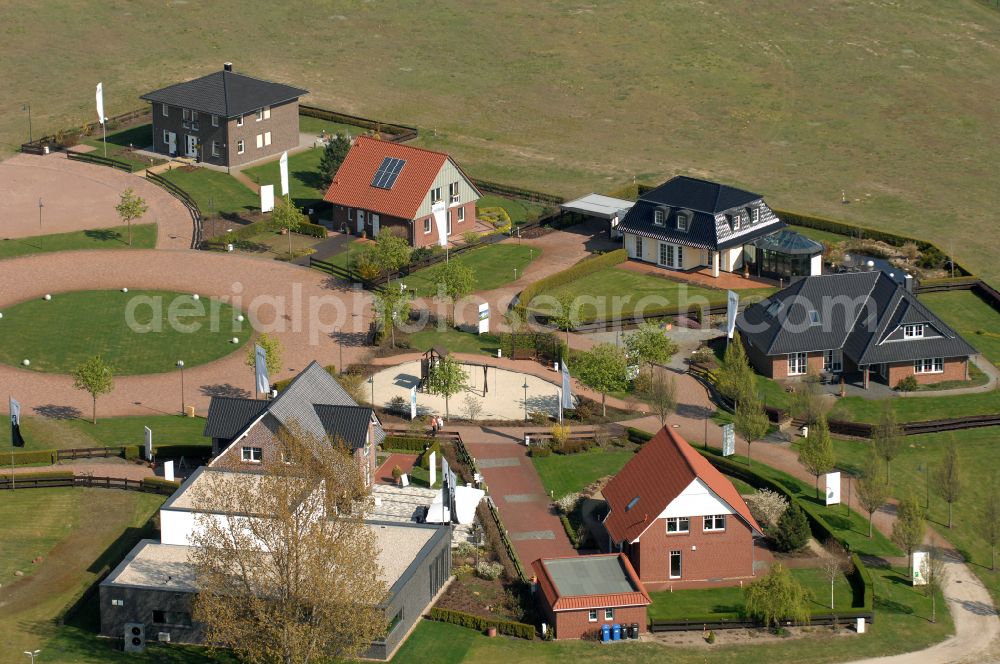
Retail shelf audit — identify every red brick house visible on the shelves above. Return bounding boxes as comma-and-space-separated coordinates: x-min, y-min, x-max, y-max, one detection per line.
531, 554, 651, 640
736, 271, 977, 389
322, 136, 481, 247
602, 428, 762, 591
204, 362, 382, 489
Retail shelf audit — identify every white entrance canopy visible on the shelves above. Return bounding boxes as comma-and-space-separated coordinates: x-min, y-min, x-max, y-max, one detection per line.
560, 193, 635, 220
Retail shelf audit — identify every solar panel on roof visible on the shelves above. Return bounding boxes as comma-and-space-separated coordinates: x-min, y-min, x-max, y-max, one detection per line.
371, 156, 406, 190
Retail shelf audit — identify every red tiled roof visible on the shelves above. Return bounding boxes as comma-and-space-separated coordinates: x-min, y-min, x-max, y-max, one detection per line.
322, 136, 462, 221
602, 427, 762, 544
531, 554, 651, 612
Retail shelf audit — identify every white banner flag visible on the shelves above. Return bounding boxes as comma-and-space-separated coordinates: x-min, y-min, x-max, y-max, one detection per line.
432, 201, 448, 247
825, 471, 841, 506
561, 361, 574, 410
255, 344, 270, 394
144, 426, 153, 461
96, 82, 105, 124
726, 290, 739, 339
9, 396, 20, 428
279, 151, 289, 197
912, 551, 928, 586
722, 424, 735, 456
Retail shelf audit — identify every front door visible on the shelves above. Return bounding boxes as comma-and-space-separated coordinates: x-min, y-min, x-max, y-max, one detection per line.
371, 213, 380, 237
357, 210, 365, 234
185, 134, 197, 158
167, 132, 177, 156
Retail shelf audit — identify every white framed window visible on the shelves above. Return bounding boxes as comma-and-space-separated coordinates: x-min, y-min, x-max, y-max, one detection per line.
634, 236, 643, 260
669, 550, 682, 579
823, 349, 843, 373
658, 243, 683, 269
241, 446, 262, 463
604, 608, 614, 621
211, 141, 220, 157
788, 352, 808, 376
751, 207, 760, 224
915, 358, 944, 374
430, 187, 442, 204
182, 108, 191, 122
457, 207, 465, 222
424, 217, 431, 234
732, 213, 741, 232
654, 209, 665, 226
162, 130, 170, 144
703, 514, 726, 532
264, 131, 272, 146
263, 106, 271, 120
211, 114, 219, 127
256, 133, 264, 149
904, 324, 925, 339
237, 139, 245, 154
236, 115, 244, 127
449, 181, 460, 204
162, 104, 169, 117
255, 108, 264, 122
676, 213, 688, 232
588, 609, 597, 622
666, 516, 689, 533
111, 598, 124, 607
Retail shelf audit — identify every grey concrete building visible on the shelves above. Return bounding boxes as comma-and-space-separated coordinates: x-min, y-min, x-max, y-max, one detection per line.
140, 63, 307, 168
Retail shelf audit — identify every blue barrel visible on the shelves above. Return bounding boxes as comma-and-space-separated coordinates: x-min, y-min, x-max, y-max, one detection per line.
601, 624, 611, 642
612, 623, 622, 641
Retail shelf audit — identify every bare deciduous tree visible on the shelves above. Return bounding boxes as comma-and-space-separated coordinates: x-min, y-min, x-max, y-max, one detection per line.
189, 423, 388, 664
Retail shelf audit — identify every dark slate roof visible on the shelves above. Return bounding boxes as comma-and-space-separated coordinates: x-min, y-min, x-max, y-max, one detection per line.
313, 405, 374, 451
617, 176, 784, 251
203, 397, 268, 440
140, 68, 308, 118
736, 272, 977, 366
753, 229, 823, 256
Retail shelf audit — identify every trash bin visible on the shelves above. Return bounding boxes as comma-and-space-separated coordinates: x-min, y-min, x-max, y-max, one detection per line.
630, 623, 640, 639
612, 624, 621, 641
601, 624, 610, 643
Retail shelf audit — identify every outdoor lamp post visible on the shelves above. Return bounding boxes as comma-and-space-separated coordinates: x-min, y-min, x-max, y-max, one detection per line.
24, 650, 40, 664
22, 104, 32, 143
176, 360, 185, 415
335, 327, 343, 374
522, 381, 529, 422
369, 375, 375, 407
37, 198, 43, 248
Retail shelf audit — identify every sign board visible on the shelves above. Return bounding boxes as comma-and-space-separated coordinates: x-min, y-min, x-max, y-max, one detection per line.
825, 471, 841, 506
164, 460, 175, 482
478, 302, 489, 335
429, 451, 437, 487
260, 184, 275, 213
856, 617, 866, 634
726, 290, 739, 339
722, 424, 735, 456
912, 551, 928, 586
144, 426, 153, 460
410, 386, 417, 420
432, 201, 448, 247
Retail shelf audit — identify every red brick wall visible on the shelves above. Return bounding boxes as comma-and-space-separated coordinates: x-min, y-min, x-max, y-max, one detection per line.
552, 606, 648, 640
629, 516, 755, 589
226, 99, 300, 168
412, 201, 477, 248
329, 201, 476, 249
887, 357, 968, 388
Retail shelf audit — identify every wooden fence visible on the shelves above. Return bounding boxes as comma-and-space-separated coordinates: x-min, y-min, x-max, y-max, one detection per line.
66, 151, 135, 173
650, 611, 873, 632
146, 171, 204, 248
299, 104, 417, 143
0, 475, 178, 495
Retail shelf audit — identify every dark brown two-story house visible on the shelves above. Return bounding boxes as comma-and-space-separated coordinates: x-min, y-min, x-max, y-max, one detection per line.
140, 63, 307, 168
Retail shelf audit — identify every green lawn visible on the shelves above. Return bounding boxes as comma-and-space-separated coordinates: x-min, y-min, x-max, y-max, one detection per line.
158, 166, 259, 217
0, 223, 157, 258
786, 224, 850, 245
477, 194, 550, 225
298, 115, 369, 139
828, 389, 1000, 424
242, 147, 327, 211
832, 426, 1000, 605
79, 123, 164, 171
0, 414, 208, 451
921, 290, 1000, 367
321, 238, 370, 272
403, 328, 501, 356
537, 265, 774, 322
0, 289, 246, 375
399, 244, 541, 295
647, 567, 858, 621
532, 447, 636, 498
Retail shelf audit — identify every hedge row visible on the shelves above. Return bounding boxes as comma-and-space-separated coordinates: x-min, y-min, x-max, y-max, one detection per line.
427, 608, 534, 640
560, 513, 581, 548
519, 249, 627, 308
382, 435, 433, 453
5, 449, 57, 466
0, 470, 74, 482
141, 477, 182, 491
153, 444, 211, 458
625, 427, 653, 444
298, 222, 328, 238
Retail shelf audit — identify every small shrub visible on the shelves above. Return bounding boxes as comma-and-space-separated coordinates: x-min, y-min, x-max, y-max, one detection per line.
122, 445, 141, 461
462, 230, 482, 246
454, 563, 475, 577
391, 465, 403, 483
427, 607, 533, 640
382, 435, 430, 453
706, 630, 716, 644
555, 492, 581, 515
690, 346, 715, 365
455, 541, 477, 558
558, 439, 595, 455
895, 375, 918, 392
901, 242, 920, 262
528, 445, 552, 458
420, 440, 442, 469
529, 410, 550, 426
297, 222, 327, 238
745, 488, 789, 530
773, 503, 810, 552
476, 561, 504, 581
389, 395, 407, 415
550, 423, 571, 447
571, 399, 595, 421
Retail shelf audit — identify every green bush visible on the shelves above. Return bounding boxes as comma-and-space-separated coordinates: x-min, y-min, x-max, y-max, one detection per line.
556, 439, 595, 455
123, 445, 140, 461
895, 375, 919, 392
0, 470, 73, 484
4, 449, 57, 466
419, 440, 442, 469
427, 607, 534, 640
626, 427, 653, 444
141, 477, 182, 492
773, 503, 811, 552
519, 249, 627, 309
528, 445, 552, 458
560, 513, 581, 548
153, 444, 211, 459
297, 222, 328, 238
382, 435, 432, 453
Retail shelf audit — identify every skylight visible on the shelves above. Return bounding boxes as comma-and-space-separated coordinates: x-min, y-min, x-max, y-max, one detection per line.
766, 300, 782, 317
808, 310, 821, 325
371, 156, 406, 189
626, 496, 640, 512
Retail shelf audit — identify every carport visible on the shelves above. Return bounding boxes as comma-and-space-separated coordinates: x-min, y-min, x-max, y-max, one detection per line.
559, 193, 635, 239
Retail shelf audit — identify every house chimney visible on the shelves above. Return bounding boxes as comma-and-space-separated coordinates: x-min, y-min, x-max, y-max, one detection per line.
223, 62, 233, 72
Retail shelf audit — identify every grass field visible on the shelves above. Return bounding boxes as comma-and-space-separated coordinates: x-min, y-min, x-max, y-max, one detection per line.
539, 265, 773, 321
8, 2, 1000, 284
158, 166, 259, 217
399, 244, 541, 294
79, 123, 165, 171
403, 328, 501, 356
828, 389, 1000, 423
0, 223, 157, 258
921, 290, 1000, 367
477, 195, 550, 225
298, 115, 367, 139
0, 414, 208, 451
0, 289, 246, 375
832, 426, 1000, 604
242, 147, 326, 211
532, 447, 636, 498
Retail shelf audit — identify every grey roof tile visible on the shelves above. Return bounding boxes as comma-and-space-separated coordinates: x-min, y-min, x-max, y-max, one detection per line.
140, 69, 308, 118
203, 397, 268, 439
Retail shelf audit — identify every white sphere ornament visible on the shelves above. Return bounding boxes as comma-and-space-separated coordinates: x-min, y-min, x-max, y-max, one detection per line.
192, 293, 200, 300
22, 359, 30, 366
232, 337, 239, 344
43, 294, 51, 301
0, 312, 4, 319
122, 287, 129, 293
236, 314, 245, 322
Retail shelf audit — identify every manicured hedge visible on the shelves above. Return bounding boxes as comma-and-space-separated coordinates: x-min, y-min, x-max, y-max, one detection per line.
427, 608, 534, 640
141, 477, 182, 492
560, 513, 581, 548
123, 445, 140, 461
5, 449, 57, 466
298, 222, 328, 238
153, 444, 212, 459
382, 435, 433, 453
1, 470, 74, 482
519, 249, 627, 308
626, 427, 653, 444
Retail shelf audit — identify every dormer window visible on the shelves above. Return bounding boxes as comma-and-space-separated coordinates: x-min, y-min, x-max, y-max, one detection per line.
653, 209, 666, 226
751, 207, 760, 224
727, 213, 741, 232
904, 324, 925, 339
676, 212, 689, 232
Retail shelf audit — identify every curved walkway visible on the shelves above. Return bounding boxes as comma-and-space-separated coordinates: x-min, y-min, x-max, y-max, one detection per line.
0, 152, 193, 249
0, 249, 371, 417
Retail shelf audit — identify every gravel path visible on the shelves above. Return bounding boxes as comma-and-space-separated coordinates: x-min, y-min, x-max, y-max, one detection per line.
0, 152, 194, 249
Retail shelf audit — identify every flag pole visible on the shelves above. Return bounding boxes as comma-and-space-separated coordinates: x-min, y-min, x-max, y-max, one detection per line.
103, 121, 107, 158
9, 395, 15, 491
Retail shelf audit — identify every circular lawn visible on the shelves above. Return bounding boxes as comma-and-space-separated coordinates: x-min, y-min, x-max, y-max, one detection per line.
0, 290, 247, 375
